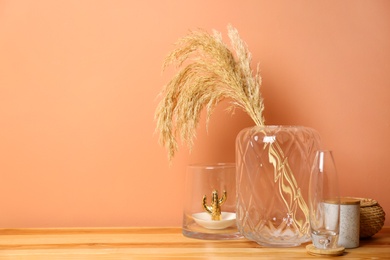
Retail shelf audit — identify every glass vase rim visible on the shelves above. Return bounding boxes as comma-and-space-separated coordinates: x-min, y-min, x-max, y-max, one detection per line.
244, 125, 315, 129
315, 149, 334, 153
187, 162, 235, 169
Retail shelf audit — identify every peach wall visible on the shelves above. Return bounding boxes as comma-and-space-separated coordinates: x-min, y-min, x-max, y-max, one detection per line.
0, 0, 389, 227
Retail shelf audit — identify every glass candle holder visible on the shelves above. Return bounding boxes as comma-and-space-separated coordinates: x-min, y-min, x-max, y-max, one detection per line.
182, 163, 242, 240
309, 150, 341, 249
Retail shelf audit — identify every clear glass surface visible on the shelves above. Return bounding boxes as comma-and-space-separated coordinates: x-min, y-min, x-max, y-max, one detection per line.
182, 163, 242, 240
236, 126, 321, 247
309, 150, 340, 249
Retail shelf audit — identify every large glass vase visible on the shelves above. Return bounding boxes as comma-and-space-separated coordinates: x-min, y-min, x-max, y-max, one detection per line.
236, 125, 321, 247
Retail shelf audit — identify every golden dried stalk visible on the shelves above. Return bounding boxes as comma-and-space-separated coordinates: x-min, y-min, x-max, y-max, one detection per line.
155, 25, 264, 160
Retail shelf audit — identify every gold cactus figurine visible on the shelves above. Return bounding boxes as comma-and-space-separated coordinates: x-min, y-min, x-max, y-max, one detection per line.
202, 190, 227, 221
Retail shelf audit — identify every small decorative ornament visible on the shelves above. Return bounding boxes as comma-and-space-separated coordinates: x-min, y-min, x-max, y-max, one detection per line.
202, 190, 227, 221
192, 212, 236, 230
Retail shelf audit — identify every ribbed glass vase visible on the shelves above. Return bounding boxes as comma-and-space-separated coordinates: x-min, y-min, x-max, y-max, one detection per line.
235, 125, 321, 247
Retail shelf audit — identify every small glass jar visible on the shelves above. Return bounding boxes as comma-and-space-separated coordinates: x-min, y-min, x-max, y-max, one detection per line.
182, 163, 242, 240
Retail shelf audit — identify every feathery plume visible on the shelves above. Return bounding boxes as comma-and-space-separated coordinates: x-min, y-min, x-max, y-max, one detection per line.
155, 25, 264, 160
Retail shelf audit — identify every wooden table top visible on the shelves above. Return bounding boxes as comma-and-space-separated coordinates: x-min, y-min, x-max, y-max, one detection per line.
0, 227, 389, 259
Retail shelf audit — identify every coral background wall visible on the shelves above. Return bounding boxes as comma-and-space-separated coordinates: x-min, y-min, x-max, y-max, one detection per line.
0, 0, 389, 227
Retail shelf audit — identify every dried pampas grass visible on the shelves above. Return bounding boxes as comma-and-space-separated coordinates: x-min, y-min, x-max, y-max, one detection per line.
155, 25, 264, 160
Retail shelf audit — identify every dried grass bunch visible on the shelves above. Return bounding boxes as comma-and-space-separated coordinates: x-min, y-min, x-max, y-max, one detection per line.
155, 25, 264, 160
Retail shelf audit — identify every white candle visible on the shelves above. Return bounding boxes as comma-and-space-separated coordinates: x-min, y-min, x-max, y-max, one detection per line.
338, 198, 360, 248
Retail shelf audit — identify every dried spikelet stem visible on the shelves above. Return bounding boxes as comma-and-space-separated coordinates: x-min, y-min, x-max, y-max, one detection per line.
155, 25, 264, 160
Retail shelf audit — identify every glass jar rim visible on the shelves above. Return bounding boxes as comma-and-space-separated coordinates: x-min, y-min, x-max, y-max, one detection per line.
187, 163, 235, 169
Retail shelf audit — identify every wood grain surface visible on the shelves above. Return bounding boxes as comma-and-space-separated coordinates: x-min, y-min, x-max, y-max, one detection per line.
0, 227, 389, 259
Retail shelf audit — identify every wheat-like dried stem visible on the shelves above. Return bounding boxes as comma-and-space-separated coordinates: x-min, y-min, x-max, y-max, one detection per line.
155, 25, 264, 160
